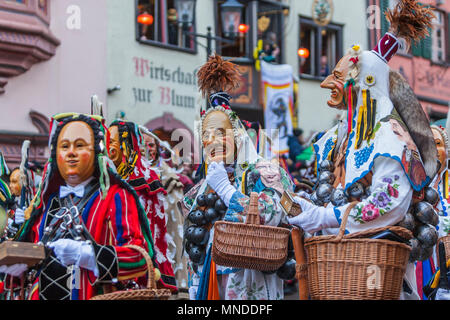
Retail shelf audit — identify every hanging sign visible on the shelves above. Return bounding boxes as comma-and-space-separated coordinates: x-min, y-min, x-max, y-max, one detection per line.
312, 0, 334, 26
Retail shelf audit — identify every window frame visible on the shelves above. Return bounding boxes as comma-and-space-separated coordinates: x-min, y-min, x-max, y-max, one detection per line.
298, 15, 343, 81
135, 0, 198, 55
213, 0, 288, 64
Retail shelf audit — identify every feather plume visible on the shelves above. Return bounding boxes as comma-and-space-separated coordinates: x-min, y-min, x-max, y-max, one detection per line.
386, 0, 436, 45
197, 54, 241, 98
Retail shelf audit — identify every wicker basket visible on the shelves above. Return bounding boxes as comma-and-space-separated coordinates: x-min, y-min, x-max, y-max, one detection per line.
437, 235, 450, 262
212, 192, 290, 272
304, 202, 412, 300
90, 245, 172, 300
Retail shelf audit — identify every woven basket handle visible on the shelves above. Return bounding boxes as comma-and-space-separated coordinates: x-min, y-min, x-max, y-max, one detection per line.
246, 192, 260, 225
124, 245, 156, 290
333, 201, 359, 242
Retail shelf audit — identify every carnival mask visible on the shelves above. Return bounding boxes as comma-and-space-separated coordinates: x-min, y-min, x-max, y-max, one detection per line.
9, 169, 21, 197
255, 160, 283, 194
56, 121, 96, 187
143, 134, 159, 162
432, 127, 447, 174
202, 110, 236, 165
108, 125, 123, 167
320, 55, 350, 110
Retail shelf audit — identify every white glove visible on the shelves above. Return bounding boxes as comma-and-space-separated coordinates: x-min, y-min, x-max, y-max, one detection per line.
288, 198, 339, 234
206, 162, 236, 207
436, 289, 450, 300
295, 192, 311, 200
293, 196, 315, 212
14, 208, 25, 225
48, 239, 99, 276
0, 264, 28, 277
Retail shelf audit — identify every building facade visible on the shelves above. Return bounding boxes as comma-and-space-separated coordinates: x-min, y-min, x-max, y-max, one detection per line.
106, 0, 370, 150
368, 0, 450, 122
0, 0, 107, 168
1, 0, 447, 171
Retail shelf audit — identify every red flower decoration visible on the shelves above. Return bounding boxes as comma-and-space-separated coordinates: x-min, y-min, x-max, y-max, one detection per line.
388, 184, 399, 198
200, 110, 206, 116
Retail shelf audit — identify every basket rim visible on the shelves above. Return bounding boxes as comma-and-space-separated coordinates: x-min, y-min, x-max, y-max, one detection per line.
304, 237, 412, 251
214, 220, 291, 234
90, 288, 172, 300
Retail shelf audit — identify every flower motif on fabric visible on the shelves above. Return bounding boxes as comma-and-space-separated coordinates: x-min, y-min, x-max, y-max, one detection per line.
351, 177, 400, 223
373, 192, 390, 208
361, 204, 380, 222
354, 144, 375, 169
322, 138, 335, 161
226, 276, 266, 300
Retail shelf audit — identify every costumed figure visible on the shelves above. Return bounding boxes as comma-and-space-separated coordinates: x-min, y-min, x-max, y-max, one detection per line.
180, 55, 295, 300
420, 125, 450, 299
139, 126, 190, 298
3, 112, 158, 300
288, 0, 439, 300
108, 120, 177, 292
6, 141, 36, 239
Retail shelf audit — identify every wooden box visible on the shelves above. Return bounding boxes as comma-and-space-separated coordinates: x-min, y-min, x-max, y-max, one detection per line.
281, 191, 302, 217
0, 241, 46, 267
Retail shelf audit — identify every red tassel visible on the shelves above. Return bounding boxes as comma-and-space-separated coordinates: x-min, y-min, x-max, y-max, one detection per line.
347, 83, 353, 134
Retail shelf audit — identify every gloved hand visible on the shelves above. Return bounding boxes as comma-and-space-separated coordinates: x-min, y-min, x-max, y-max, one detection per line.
206, 162, 236, 207
0, 264, 28, 277
436, 289, 450, 300
14, 208, 25, 225
48, 239, 99, 276
295, 192, 311, 200
288, 198, 339, 234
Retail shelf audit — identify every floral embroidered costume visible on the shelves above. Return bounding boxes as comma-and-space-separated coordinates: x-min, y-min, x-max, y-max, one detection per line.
289, 0, 439, 300
181, 55, 294, 300
108, 120, 177, 292
15, 113, 157, 300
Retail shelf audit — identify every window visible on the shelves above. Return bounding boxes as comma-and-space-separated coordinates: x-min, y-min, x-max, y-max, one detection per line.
257, 1, 285, 64
216, 0, 249, 58
137, 0, 196, 52
299, 17, 342, 78
431, 10, 447, 63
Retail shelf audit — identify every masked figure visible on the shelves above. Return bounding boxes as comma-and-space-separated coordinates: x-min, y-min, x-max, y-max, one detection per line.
288, 0, 438, 300
418, 125, 450, 299
8, 113, 157, 300
139, 128, 190, 299
6, 141, 37, 239
181, 55, 294, 300
108, 120, 177, 292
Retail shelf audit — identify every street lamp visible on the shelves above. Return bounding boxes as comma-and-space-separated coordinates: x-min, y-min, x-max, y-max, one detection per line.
174, 0, 196, 27
220, 0, 244, 37
174, 0, 235, 59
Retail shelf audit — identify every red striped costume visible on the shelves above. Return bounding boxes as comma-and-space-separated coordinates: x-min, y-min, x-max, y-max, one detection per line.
19, 179, 154, 300
128, 165, 177, 292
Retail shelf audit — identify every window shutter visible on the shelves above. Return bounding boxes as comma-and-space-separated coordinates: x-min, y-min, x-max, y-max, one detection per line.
380, 0, 390, 36
421, 27, 432, 60
412, 40, 423, 57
